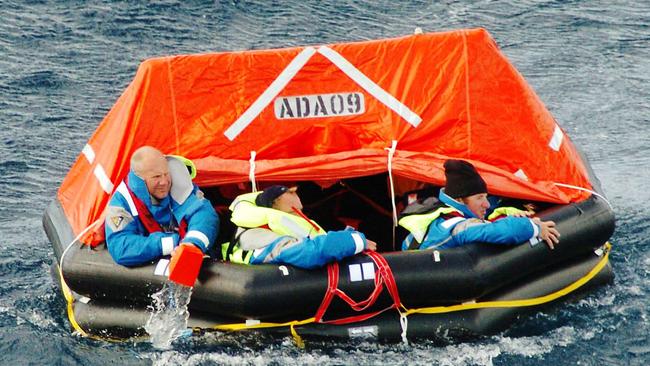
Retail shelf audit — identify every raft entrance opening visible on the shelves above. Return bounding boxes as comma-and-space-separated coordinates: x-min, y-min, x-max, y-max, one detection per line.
201, 172, 553, 254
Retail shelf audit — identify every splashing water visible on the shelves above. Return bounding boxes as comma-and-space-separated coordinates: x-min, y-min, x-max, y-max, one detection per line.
144, 282, 193, 349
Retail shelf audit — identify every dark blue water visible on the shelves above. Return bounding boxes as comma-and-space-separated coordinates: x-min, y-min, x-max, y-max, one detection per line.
1, 1, 648, 365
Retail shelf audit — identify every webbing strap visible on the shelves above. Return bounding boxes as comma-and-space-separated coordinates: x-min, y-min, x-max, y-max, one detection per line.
314, 251, 402, 325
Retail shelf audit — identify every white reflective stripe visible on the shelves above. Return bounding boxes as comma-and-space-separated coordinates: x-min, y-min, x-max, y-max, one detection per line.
361, 262, 375, 280
529, 237, 541, 247
115, 181, 139, 216
441, 216, 465, 229
82, 144, 95, 163
317, 46, 422, 127
514, 168, 528, 180
185, 230, 210, 248
224, 47, 317, 141
94, 165, 114, 194
83, 143, 114, 195
549, 125, 564, 151
349, 264, 362, 282
161, 236, 174, 255
529, 218, 540, 238
245, 319, 261, 326
351, 232, 365, 254
154, 258, 170, 276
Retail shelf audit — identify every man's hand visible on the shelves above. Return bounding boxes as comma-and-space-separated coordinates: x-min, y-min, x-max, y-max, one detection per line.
533, 217, 560, 250
172, 242, 194, 256
510, 210, 534, 218
365, 239, 377, 251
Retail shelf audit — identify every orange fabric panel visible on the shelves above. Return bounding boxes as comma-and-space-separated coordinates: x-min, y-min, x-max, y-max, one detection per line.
57, 28, 592, 236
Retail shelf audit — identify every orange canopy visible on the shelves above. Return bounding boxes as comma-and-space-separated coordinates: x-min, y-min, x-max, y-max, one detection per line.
58, 28, 592, 235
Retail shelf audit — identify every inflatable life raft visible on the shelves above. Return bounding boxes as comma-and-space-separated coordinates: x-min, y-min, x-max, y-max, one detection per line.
43, 28, 615, 343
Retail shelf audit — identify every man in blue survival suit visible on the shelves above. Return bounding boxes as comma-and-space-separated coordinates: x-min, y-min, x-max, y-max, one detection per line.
224, 185, 377, 269
105, 146, 219, 266
399, 159, 560, 251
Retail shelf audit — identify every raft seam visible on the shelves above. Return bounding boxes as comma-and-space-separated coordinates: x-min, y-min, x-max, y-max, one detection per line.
166, 57, 180, 154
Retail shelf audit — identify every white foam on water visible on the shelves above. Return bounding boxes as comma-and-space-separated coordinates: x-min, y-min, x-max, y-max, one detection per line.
145, 282, 193, 349
149, 349, 336, 366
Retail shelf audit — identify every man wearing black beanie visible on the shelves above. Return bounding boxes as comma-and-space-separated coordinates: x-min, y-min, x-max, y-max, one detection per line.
399, 159, 560, 251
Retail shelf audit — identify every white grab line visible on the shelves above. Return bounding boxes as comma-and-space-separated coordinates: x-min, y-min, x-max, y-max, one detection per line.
553, 182, 612, 209
385, 140, 398, 227
249, 151, 257, 192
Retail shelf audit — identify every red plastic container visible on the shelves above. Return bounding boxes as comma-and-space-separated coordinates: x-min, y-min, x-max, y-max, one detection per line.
168, 243, 204, 287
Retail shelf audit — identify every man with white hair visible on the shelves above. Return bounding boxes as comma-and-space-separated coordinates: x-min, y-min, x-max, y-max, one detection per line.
105, 146, 219, 266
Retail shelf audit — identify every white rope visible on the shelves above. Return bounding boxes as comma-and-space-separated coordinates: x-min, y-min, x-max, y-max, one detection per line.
553, 182, 612, 209
59, 218, 103, 274
249, 151, 257, 192
385, 140, 398, 251
399, 312, 409, 345
385, 140, 398, 227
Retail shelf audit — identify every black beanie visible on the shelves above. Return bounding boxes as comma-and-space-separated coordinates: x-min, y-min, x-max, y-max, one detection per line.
444, 159, 488, 198
255, 185, 289, 208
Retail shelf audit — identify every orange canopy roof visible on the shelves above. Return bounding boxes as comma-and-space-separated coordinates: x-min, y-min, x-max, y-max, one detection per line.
58, 28, 592, 235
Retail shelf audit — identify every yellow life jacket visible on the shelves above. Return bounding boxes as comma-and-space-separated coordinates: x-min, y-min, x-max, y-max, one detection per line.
487, 206, 527, 220
221, 236, 254, 264
222, 191, 327, 264
399, 205, 528, 245
397, 206, 461, 243
229, 192, 326, 238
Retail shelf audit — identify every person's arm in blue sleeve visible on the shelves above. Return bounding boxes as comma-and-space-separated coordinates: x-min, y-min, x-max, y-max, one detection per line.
252, 230, 368, 269
105, 195, 179, 267
448, 216, 537, 248
176, 188, 219, 253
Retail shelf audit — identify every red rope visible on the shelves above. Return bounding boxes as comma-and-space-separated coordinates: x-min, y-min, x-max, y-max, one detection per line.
314, 251, 402, 325
291, 207, 321, 233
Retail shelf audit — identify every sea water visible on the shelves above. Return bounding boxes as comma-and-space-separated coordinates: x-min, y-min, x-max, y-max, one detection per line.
144, 283, 193, 350
2, 0, 649, 365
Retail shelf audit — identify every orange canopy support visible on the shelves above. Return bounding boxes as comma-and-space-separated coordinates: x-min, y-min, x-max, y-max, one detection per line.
58, 28, 592, 235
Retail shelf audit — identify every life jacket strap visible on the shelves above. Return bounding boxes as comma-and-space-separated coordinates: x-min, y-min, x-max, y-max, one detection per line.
124, 180, 187, 238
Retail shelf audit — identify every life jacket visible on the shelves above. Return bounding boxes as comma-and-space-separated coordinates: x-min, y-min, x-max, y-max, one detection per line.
81, 155, 195, 246
222, 191, 327, 264
398, 205, 463, 249
486, 206, 527, 220
399, 203, 528, 250
116, 179, 187, 238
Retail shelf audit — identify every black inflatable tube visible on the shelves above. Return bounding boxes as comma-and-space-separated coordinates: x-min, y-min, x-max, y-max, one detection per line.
63, 251, 612, 341
44, 192, 614, 321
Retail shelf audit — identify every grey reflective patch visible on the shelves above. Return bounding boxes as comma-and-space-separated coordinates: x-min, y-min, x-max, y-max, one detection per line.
238, 228, 284, 251
106, 206, 134, 232
195, 189, 205, 200
451, 218, 488, 235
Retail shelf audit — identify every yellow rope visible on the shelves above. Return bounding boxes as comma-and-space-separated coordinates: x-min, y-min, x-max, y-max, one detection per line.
212, 317, 316, 332
406, 242, 611, 315
58, 265, 129, 343
209, 243, 612, 346
57, 265, 89, 337
58, 242, 611, 346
